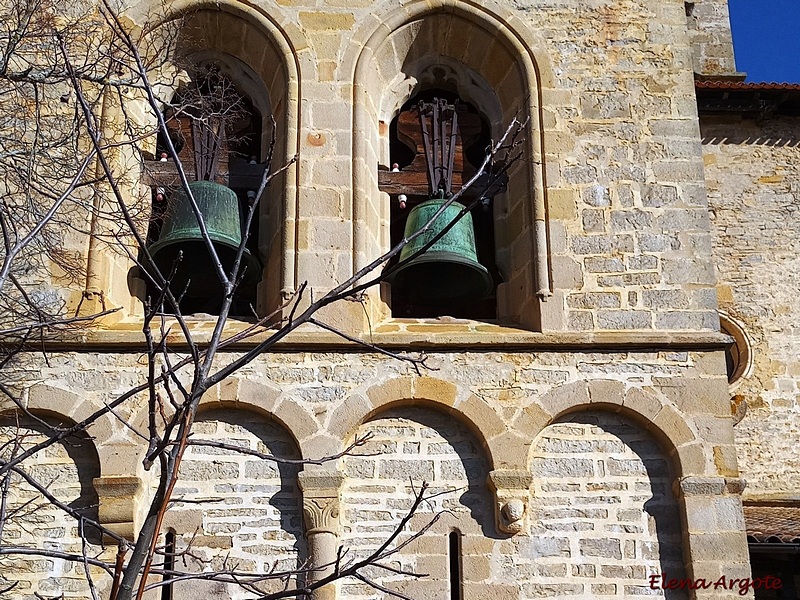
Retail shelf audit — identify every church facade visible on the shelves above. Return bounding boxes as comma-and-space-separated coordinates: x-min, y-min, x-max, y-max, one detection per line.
2, 0, 798, 598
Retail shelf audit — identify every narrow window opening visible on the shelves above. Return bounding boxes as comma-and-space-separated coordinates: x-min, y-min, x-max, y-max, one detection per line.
161, 529, 176, 600
684, 2, 695, 17
448, 530, 462, 600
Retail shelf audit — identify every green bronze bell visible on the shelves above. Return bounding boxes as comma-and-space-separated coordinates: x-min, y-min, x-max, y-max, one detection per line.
389, 197, 493, 303
148, 181, 261, 297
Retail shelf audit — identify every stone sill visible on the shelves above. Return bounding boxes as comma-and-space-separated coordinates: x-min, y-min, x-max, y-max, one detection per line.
23, 317, 732, 352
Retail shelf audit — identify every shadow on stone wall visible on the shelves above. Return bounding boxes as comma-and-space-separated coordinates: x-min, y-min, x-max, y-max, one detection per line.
701, 118, 800, 146
340, 405, 493, 599
165, 408, 305, 600
528, 410, 687, 599
0, 413, 102, 595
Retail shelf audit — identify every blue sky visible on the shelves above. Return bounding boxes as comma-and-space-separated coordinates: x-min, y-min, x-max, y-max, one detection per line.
728, 0, 800, 83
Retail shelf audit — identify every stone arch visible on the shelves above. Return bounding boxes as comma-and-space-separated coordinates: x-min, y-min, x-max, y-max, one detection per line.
105, 0, 305, 319
350, 0, 555, 328
160, 405, 306, 596
523, 409, 688, 598
22, 384, 148, 541
513, 380, 708, 478
339, 403, 495, 598
329, 376, 507, 471
169, 4, 299, 316
0, 410, 102, 597
199, 377, 320, 456
24, 384, 123, 476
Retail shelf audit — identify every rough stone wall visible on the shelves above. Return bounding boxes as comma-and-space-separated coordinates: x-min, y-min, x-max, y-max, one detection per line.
685, 0, 738, 75
0, 416, 101, 598
502, 0, 718, 331
703, 115, 800, 498
161, 409, 304, 599
527, 411, 686, 598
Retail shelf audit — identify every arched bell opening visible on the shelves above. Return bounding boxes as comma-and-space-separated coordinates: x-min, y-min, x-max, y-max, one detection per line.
121, 4, 298, 322
356, 8, 549, 328
142, 59, 269, 317
381, 88, 503, 319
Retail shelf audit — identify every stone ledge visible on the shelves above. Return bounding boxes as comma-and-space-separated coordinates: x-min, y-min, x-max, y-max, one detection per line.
678, 476, 746, 497
16, 319, 732, 352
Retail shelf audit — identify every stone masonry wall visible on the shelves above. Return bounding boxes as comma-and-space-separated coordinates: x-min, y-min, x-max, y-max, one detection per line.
340, 407, 686, 599
704, 115, 800, 498
0, 1, 754, 597
0, 416, 101, 598
161, 408, 305, 599
340, 406, 492, 599
1, 341, 748, 598
526, 411, 686, 598
12, 346, 734, 480
685, 0, 738, 76
60, 0, 728, 332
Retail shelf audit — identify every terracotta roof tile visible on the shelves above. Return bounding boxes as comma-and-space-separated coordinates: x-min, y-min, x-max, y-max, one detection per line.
744, 506, 800, 543
696, 80, 800, 91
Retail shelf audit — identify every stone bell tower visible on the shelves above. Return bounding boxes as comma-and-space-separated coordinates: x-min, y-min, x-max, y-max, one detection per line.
1, 0, 769, 598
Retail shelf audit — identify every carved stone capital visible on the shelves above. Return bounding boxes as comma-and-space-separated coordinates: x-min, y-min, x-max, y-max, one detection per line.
302, 496, 340, 534
298, 470, 344, 535
487, 469, 532, 535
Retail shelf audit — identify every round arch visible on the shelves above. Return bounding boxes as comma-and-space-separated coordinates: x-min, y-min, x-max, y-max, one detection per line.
330, 376, 507, 471
514, 380, 709, 479
349, 0, 555, 327
198, 378, 320, 456
21, 384, 121, 475
131, 0, 306, 307
0, 404, 103, 548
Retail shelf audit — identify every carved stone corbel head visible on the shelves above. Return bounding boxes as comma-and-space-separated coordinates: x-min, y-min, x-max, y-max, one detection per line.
487, 469, 532, 535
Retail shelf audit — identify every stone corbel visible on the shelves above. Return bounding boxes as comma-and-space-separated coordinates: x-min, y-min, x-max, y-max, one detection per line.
93, 475, 142, 542
298, 470, 344, 600
487, 469, 532, 535
675, 476, 747, 497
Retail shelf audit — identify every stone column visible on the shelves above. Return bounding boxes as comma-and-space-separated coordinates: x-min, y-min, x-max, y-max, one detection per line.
487, 469, 532, 535
298, 470, 344, 600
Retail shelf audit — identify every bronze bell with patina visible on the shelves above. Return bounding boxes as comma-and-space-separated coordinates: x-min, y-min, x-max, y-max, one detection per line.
388, 194, 493, 303
147, 181, 261, 297
382, 98, 495, 305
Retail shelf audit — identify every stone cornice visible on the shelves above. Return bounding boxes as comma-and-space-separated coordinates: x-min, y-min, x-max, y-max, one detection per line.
2, 321, 732, 353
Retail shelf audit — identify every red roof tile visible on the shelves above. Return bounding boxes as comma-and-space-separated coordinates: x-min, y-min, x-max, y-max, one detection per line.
696, 80, 800, 91
744, 506, 800, 543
